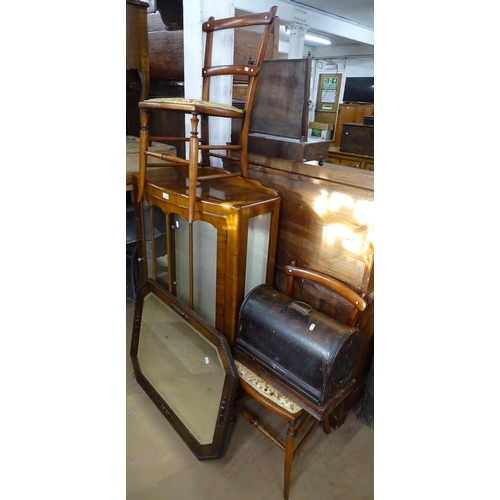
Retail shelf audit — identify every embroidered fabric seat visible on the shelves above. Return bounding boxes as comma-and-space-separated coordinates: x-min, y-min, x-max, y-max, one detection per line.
144, 97, 244, 115
235, 360, 302, 414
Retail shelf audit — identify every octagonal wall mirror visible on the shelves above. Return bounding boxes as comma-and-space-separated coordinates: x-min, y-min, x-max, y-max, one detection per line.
130, 279, 238, 460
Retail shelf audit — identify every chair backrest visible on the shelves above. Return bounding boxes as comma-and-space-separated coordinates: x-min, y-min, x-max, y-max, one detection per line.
201, 6, 278, 124
283, 264, 367, 328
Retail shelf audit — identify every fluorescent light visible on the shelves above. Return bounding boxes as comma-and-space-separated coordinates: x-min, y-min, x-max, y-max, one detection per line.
305, 34, 331, 45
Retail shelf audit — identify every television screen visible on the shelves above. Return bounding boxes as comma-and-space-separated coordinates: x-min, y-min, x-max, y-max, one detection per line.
342, 77, 374, 103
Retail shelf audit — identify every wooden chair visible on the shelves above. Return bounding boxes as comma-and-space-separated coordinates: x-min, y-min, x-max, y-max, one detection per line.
135, 6, 278, 223
234, 264, 367, 500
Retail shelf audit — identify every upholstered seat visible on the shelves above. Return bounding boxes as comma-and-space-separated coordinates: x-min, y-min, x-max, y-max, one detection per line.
143, 97, 244, 116
235, 360, 302, 414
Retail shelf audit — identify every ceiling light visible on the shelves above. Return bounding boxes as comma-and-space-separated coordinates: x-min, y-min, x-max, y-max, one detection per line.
305, 34, 331, 45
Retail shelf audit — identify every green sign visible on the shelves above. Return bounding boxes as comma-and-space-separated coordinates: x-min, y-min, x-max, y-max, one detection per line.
323, 77, 338, 89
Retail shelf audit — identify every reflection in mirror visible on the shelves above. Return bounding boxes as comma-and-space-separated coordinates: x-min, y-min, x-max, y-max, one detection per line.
137, 291, 225, 445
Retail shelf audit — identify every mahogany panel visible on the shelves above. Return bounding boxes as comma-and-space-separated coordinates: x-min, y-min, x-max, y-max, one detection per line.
149, 30, 184, 80
245, 154, 374, 295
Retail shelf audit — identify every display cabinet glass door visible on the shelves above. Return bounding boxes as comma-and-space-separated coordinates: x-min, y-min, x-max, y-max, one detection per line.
140, 199, 222, 330
168, 214, 217, 327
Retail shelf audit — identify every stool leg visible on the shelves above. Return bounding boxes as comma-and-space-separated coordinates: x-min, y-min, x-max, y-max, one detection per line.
284, 420, 297, 500
329, 401, 348, 430
322, 414, 331, 435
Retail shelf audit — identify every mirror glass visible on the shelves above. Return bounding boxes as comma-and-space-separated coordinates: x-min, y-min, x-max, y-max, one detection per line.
137, 290, 226, 445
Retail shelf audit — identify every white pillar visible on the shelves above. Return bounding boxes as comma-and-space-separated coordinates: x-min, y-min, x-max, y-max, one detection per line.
287, 6, 308, 59
287, 23, 306, 59
182, 0, 234, 166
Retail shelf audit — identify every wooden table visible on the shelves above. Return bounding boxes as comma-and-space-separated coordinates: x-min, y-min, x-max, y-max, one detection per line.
327, 145, 374, 171
126, 136, 176, 191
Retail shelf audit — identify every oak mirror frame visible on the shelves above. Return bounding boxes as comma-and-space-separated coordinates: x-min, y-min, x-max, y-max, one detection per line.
130, 279, 238, 460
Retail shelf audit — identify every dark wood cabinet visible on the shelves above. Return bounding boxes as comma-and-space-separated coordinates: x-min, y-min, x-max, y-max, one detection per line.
126, 0, 150, 136
340, 123, 374, 157
333, 103, 374, 147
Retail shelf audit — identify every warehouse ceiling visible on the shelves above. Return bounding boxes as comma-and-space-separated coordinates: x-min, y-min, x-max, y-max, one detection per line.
290, 0, 373, 29
236, 0, 374, 55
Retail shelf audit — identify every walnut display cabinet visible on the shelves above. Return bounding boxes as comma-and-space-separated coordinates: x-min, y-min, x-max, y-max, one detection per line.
132, 166, 281, 349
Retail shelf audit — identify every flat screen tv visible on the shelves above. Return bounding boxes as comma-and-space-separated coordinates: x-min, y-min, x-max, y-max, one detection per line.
342, 77, 374, 104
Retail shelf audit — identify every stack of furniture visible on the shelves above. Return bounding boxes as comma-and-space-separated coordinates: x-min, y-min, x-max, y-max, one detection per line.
127, 6, 374, 500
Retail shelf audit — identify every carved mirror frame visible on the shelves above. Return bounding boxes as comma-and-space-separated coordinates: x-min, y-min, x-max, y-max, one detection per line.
130, 279, 238, 460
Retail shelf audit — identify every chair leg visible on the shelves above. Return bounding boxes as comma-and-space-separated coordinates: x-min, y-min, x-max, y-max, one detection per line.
188, 112, 200, 224
284, 419, 297, 500
239, 130, 248, 178
137, 109, 150, 203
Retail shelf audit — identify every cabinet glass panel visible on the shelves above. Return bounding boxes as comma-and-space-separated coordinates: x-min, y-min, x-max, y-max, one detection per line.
192, 219, 217, 326
244, 212, 271, 296
151, 204, 168, 288
141, 200, 167, 286
172, 214, 217, 327
172, 213, 189, 305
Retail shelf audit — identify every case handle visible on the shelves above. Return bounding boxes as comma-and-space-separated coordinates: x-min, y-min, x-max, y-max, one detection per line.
290, 301, 312, 315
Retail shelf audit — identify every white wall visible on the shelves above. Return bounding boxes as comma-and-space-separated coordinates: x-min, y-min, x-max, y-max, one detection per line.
183, 0, 234, 164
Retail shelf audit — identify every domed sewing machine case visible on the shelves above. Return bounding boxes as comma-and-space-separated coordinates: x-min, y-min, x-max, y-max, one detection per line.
234, 283, 361, 407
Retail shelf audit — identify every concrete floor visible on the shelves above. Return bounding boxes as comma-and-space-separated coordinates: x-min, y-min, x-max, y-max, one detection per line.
126, 300, 374, 500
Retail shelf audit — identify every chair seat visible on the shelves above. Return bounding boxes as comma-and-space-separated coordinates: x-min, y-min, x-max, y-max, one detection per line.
141, 97, 244, 117
235, 360, 302, 414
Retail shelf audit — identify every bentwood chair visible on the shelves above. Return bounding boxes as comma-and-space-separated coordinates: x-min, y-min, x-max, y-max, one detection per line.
234, 264, 367, 500
135, 6, 278, 223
